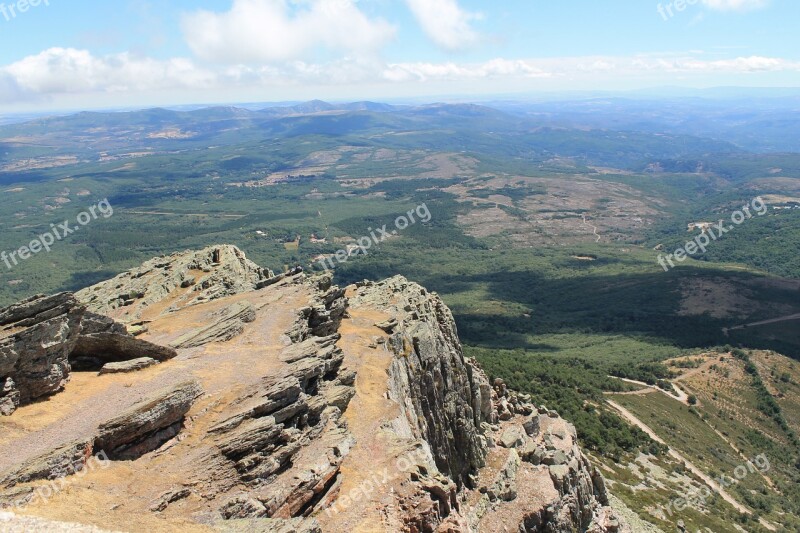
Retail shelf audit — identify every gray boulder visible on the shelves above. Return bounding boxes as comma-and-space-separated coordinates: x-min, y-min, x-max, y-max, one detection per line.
0, 293, 85, 414
99, 357, 158, 374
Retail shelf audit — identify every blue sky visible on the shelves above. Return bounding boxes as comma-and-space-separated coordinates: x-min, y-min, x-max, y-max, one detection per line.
0, 0, 798, 111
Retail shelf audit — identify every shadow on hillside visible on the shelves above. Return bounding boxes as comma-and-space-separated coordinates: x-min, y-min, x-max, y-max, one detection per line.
337, 262, 800, 358
61, 270, 120, 293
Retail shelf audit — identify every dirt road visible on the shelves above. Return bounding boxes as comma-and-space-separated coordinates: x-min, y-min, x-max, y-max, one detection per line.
606, 400, 755, 518
607, 377, 691, 406
723, 313, 800, 335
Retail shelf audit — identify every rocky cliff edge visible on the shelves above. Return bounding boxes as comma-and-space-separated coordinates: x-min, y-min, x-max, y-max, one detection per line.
0, 245, 627, 533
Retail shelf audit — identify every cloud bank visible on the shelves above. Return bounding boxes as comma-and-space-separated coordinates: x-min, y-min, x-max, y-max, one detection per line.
182, 0, 395, 64
4, 49, 797, 101
0, 0, 789, 107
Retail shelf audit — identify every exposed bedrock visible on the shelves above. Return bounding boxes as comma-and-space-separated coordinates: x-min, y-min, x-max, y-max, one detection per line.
95, 379, 203, 460
209, 277, 354, 519
71, 332, 177, 369
0, 293, 85, 415
0, 379, 204, 504
171, 301, 256, 349
0, 289, 183, 413
350, 276, 626, 532
0, 248, 627, 533
75, 245, 273, 321
353, 277, 488, 490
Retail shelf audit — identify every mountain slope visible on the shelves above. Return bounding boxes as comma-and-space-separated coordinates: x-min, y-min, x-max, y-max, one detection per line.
0, 246, 626, 532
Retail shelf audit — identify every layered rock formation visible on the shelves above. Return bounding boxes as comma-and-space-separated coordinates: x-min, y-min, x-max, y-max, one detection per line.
0, 293, 85, 415
95, 380, 203, 461
0, 246, 626, 532
0, 245, 269, 416
0, 293, 183, 415
171, 301, 256, 349
75, 244, 272, 321
340, 277, 625, 533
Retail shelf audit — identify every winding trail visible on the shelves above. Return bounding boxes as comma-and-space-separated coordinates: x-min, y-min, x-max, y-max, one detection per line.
606, 400, 751, 516
611, 367, 778, 492
606, 399, 776, 531
607, 377, 690, 406
582, 214, 602, 242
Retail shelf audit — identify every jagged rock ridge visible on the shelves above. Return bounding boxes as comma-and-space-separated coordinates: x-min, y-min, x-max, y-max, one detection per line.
0, 245, 627, 532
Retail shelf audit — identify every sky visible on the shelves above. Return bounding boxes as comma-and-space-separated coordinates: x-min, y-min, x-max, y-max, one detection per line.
0, 0, 798, 112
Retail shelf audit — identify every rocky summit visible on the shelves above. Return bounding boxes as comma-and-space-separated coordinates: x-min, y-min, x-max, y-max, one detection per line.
0, 245, 628, 532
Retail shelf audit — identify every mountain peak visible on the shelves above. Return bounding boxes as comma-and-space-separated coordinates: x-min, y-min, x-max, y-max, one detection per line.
0, 247, 626, 532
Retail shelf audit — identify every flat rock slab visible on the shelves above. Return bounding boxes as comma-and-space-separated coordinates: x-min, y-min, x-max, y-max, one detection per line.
170, 301, 256, 349
99, 358, 158, 375
95, 380, 203, 459
73, 332, 177, 363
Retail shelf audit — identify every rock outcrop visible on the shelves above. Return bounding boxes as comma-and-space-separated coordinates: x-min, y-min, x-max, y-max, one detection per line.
0, 247, 627, 532
71, 309, 178, 368
71, 332, 177, 369
0, 439, 94, 488
95, 380, 203, 460
206, 276, 355, 521
0, 379, 204, 490
75, 245, 273, 322
353, 278, 489, 490
0, 293, 85, 415
0, 295, 181, 415
171, 301, 256, 349
347, 277, 625, 532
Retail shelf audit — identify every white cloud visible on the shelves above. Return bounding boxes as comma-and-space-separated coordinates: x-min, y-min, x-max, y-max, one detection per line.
703, 0, 769, 11
2, 49, 799, 106
664, 55, 788, 72
384, 55, 800, 82
4, 48, 215, 94
384, 58, 550, 82
182, 0, 395, 64
404, 0, 482, 51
